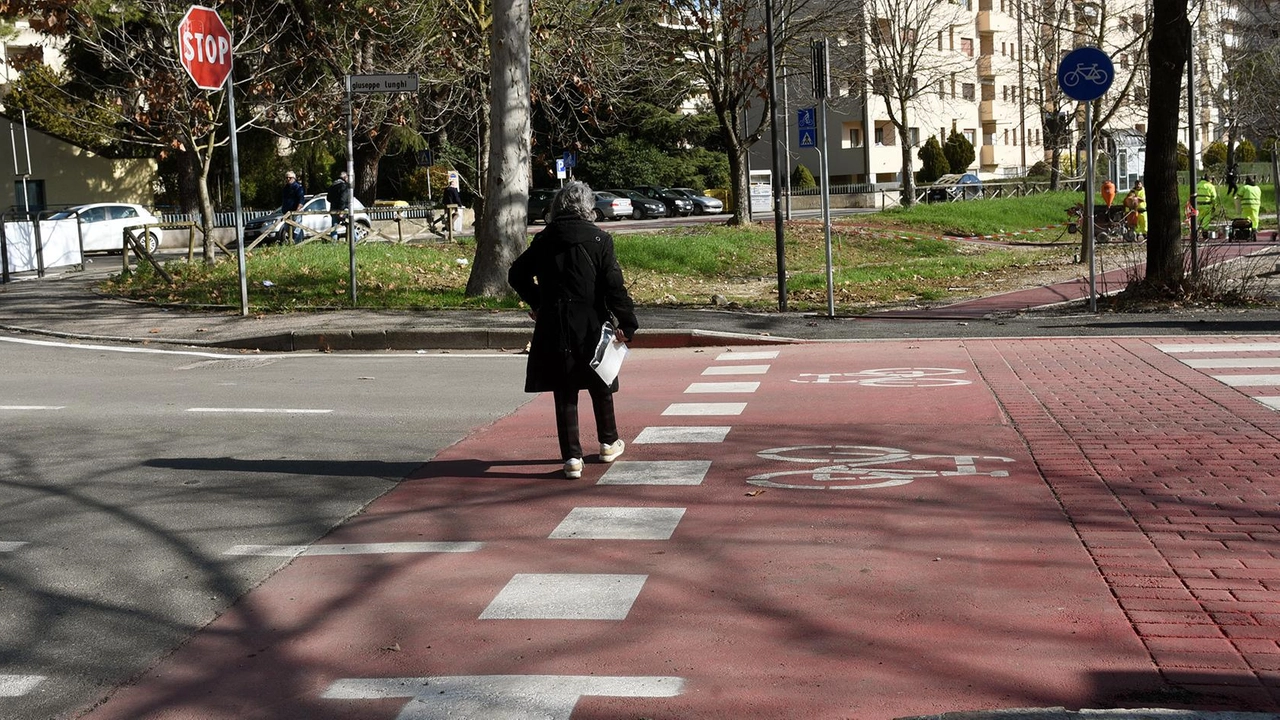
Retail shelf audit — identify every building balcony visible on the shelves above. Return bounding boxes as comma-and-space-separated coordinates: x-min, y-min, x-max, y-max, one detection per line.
980, 145, 997, 168
977, 55, 994, 79
979, 99, 996, 122
976, 10, 1014, 34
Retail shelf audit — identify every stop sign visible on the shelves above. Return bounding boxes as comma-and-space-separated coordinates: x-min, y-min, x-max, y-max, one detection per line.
178, 6, 232, 90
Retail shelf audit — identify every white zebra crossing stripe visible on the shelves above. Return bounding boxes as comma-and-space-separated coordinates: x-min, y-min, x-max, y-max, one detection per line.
684, 381, 760, 393
662, 402, 746, 416
479, 574, 647, 620
0, 675, 44, 697
550, 507, 686, 540
702, 364, 770, 375
714, 350, 779, 361
323, 675, 684, 719
1156, 342, 1280, 353
0, 542, 27, 552
1181, 357, 1280, 368
634, 426, 731, 444
224, 542, 483, 557
1212, 374, 1280, 387
1255, 397, 1280, 410
598, 460, 712, 486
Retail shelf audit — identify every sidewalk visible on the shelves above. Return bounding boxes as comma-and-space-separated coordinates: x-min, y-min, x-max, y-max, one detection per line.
4, 243, 1280, 350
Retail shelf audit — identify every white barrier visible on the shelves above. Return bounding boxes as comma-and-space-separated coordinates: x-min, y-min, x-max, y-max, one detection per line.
3, 220, 83, 273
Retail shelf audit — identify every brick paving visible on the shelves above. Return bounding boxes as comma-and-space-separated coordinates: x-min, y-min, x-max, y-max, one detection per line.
972, 337, 1280, 711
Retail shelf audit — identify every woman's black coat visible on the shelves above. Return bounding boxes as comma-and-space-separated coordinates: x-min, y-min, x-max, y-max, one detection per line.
508, 216, 639, 394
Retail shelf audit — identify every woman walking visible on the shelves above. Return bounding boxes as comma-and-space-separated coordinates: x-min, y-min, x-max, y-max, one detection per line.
508, 182, 639, 479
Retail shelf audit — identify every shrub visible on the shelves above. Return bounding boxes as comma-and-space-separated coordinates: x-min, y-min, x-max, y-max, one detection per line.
790, 164, 817, 190
1202, 140, 1227, 169
1237, 139, 1257, 163
916, 136, 949, 183
944, 130, 975, 173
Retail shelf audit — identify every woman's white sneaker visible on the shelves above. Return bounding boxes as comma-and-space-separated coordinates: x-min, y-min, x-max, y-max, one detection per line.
600, 439, 625, 463
563, 458, 584, 479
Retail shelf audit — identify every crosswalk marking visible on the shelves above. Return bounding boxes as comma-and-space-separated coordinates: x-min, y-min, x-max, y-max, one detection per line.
598, 460, 712, 486
1212, 374, 1280, 387
662, 402, 746, 416
1257, 397, 1280, 410
549, 508, 686, 540
714, 350, 780, 361
224, 542, 483, 557
0, 541, 27, 552
1182, 357, 1280, 368
684, 381, 760, 394
634, 426, 731, 444
1156, 342, 1280, 353
0, 405, 64, 410
702, 364, 769, 375
479, 573, 647, 620
0, 674, 45, 697
187, 407, 333, 414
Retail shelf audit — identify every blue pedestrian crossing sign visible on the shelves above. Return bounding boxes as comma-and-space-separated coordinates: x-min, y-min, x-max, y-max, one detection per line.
799, 128, 817, 148
798, 107, 816, 130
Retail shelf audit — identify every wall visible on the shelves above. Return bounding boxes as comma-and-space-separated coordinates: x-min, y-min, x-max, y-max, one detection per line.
0, 122, 157, 211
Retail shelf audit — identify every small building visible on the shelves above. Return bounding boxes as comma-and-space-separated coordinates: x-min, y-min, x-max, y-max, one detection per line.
1103, 129, 1146, 192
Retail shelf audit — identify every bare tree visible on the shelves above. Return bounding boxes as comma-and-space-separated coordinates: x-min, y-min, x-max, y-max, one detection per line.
1, 0, 291, 261
642, 0, 844, 224
1140, 0, 1190, 293
464, 0, 530, 298
856, 0, 968, 206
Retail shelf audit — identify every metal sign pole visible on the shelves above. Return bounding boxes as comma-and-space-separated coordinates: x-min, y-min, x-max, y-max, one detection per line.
346, 74, 357, 306
226, 71, 249, 317
1086, 101, 1096, 313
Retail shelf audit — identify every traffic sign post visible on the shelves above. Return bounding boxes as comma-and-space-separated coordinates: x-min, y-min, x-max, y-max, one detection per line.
177, 6, 248, 316
1058, 46, 1114, 314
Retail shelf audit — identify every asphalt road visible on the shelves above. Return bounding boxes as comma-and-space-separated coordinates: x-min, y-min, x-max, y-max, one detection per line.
0, 337, 529, 719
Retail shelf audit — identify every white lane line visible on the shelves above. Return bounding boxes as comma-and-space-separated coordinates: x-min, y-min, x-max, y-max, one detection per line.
0, 541, 28, 552
1212, 374, 1280, 387
323, 675, 684, 719
0, 335, 525, 360
1182, 358, 1280, 368
0, 405, 64, 410
225, 542, 483, 557
479, 573, 647, 620
187, 407, 333, 414
662, 402, 746, 416
598, 460, 712, 486
684, 381, 760, 394
714, 350, 779, 361
0, 674, 45, 697
1256, 397, 1280, 410
702, 364, 769, 375
550, 508, 686, 540
1156, 342, 1280, 353
634, 426, 731, 444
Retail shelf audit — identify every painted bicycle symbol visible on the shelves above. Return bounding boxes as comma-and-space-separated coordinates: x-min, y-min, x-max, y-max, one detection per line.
791, 367, 971, 387
746, 444, 1014, 490
1061, 63, 1109, 88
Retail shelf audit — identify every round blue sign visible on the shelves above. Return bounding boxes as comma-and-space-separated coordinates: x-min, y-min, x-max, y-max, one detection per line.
1057, 46, 1114, 102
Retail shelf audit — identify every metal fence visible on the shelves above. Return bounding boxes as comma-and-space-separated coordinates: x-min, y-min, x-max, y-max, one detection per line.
159, 204, 442, 228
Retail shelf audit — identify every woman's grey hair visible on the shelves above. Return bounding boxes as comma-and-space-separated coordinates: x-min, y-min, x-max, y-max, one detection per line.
549, 181, 595, 221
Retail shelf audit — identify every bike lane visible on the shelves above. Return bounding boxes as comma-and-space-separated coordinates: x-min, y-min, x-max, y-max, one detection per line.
80, 341, 1188, 720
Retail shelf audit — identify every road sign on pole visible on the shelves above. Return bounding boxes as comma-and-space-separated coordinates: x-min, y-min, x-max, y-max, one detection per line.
798, 107, 816, 130
178, 6, 232, 91
350, 74, 419, 94
798, 129, 817, 148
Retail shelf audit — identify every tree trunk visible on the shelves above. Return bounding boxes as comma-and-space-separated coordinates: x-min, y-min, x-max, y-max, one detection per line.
725, 130, 750, 225
465, 0, 530, 298
1142, 0, 1190, 293
897, 100, 915, 207
191, 138, 216, 264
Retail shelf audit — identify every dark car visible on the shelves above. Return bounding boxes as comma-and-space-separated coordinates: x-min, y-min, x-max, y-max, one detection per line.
527, 188, 557, 224
670, 187, 724, 215
606, 189, 667, 219
632, 185, 694, 217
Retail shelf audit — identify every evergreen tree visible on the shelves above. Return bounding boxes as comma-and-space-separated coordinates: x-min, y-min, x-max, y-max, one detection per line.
943, 130, 976, 174
916, 136, 949, 182
790, 164, 817, 190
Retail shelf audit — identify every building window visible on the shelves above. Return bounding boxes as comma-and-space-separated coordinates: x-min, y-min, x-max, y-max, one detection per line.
938, 80, 946, 98
962, 83, 975, 101
964, 129, 977, 148
875, 126, 885, 145
961, 38, 974, 57
937, 31, 943, 51
1132, 14, 1144, 32
849, 128, 863, 147
909, 127, 920, 146
1118, 15, 1129, 32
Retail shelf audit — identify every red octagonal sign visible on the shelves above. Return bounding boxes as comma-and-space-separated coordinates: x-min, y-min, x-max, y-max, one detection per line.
178, 5, 232, 90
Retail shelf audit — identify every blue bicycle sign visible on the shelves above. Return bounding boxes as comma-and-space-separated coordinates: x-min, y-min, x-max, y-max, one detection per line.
1058, 47, 1113, 101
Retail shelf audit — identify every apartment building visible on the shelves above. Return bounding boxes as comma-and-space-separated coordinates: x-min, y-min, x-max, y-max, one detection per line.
752, 0, 1153, 190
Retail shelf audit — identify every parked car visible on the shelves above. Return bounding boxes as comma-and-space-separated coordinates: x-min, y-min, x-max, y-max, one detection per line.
632, 185, 694, 217
242, 194, 370, 244
670, 187, 724, 215
593, 192, 633, 222
605, 189, 666, 219
527, 188, 557, 224
46, 202, 163, 254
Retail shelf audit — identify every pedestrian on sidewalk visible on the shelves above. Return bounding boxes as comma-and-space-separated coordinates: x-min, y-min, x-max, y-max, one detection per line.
1239, 175, 1261, 235
326, 170, 351, 230
508, 181, 640, 479
1133, 180, 1148, 238
281, 170, 306, 243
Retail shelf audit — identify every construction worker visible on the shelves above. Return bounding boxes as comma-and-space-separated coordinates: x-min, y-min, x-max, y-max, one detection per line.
1195, 175, 1217, 236
1238, 175, 1261, 236
1134, 180, 1148, 237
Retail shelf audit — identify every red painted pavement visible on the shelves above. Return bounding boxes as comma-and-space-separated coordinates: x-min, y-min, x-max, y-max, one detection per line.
81, 340, 1280, 719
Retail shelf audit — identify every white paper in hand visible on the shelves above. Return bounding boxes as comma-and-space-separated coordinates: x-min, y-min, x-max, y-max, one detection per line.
592, 339, 628, 384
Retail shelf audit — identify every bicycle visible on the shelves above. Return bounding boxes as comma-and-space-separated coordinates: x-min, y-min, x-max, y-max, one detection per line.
1061, 63, 1109, 88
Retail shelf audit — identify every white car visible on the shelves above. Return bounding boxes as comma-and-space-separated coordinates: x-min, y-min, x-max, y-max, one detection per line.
46, 203, 163, 254
242, 194, 371, 244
